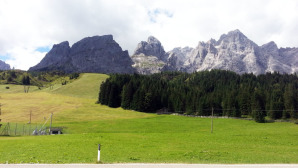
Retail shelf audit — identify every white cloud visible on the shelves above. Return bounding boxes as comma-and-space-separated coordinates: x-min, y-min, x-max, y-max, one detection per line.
0, 0, 297, 70
5, 47, 47, 70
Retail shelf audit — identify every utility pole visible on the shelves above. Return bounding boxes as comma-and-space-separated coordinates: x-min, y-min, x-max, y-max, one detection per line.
211, 107, 214, 133
29, 111, 32, 124
49, 113, 53, 135
26, 111, 32, 135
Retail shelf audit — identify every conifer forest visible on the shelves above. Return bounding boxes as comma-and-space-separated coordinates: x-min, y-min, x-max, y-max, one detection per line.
98, 70, 298, 123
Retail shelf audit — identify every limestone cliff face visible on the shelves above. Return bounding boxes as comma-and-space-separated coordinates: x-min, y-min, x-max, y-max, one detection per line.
0, 60, 10, 70
69, 35, 135, 73
29, 41, 71, 72
184, 30, 265, 74
29, 35, 135, 74
133, 36, 167, 61
163, 47, 193, 72
168, 30, 297, 75
278, 47, 298, 74
131, 36, 167, 74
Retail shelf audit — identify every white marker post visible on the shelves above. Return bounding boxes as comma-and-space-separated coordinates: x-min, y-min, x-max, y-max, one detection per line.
97, 144, 101, 162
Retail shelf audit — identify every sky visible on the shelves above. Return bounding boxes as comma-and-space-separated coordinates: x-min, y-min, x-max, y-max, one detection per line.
0, 0, 298, 70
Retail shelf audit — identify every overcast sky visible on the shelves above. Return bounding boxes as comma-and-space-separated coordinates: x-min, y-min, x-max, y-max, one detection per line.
0, 0, 297, 70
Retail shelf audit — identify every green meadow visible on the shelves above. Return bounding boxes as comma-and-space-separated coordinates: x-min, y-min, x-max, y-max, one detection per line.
0, 73, 297, 163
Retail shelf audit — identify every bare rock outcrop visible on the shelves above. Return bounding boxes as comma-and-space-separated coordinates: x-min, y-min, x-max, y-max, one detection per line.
131, 36, 167, 74
0, 60, 10, 70
29, 35, 135, 74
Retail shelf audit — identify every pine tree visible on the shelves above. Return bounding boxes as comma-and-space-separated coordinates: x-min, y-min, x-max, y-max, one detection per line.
143, 92, 153, 112
269, 84, 284, 119
239, 88, 251, 116
98, 81, 110, 105
251, 89, 266, 123
284, 83, 297, 119
108, 84, 120, 108
121, 81, 134, 109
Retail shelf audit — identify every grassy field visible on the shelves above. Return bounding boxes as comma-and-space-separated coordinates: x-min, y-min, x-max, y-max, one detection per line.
49, 73, 109, 99
0, 73, 297, 164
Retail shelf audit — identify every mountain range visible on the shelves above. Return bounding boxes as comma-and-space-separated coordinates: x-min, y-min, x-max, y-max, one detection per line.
29, 29, 298, 75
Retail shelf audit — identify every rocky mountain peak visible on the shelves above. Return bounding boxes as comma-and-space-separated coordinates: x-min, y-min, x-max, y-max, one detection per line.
226, 29, 245, 36
147, 36, 161, 44
131, 36, 168, 74
261, 41, 280, 61
69, 35, 134, 73
49, 41, 70, 54
207, 38, 217, 45
70, 35, 122, 56
29, 35, 135, 74
0, 60, 10, 70
217, 29, 249, 44
54, 41, 70, 48
229, 29, 242, 34
261, 41, 278, 50
29, 41, 71, 72
133, 36, 166, 61
49, 41, 71, 55
197, 41, 206, 47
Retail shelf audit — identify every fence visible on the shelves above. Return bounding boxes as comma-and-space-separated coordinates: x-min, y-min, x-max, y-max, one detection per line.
0, 122, 49, 136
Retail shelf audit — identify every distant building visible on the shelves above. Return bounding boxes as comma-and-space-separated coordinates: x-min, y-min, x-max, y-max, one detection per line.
49, 127, 63, 135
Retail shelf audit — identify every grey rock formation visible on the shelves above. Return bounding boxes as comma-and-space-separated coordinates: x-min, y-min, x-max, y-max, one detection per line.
29, 41, 71, 71
29, 35, 135, 74
133, 36, 166, 61
167, 29, 297, 75
279, 47, 298, 73
69, 35, 135, 73
163, 47, 193, 71
183, 30, 266, 74
0, 60, 10, 70
261, 41, 292, 74
131, 54, 165, 74
131, 36, 167, 74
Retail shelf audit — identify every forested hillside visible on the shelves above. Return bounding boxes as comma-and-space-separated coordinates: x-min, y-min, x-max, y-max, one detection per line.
98, 70, 298, 122
0, 70, 79, 87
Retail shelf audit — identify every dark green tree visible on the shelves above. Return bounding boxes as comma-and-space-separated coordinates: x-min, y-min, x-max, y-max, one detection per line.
251, 88, 266, 123
268, 84, 284, 119
22, 75, 30, 85
121, 81, 134, 109
108, 84, 121, 108
284, 83, 297, 119
239, 87, 251, 116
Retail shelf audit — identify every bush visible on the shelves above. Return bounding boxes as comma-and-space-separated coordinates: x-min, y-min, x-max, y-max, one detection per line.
69, 73, 80, 80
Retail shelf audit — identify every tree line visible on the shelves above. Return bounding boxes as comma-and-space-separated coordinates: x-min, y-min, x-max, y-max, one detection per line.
0, 70, 80, 87
98, 70, 298, 122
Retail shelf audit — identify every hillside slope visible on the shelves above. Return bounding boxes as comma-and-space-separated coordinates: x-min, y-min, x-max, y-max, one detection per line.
0, 73, 152, 124
49, 73, 109, 99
